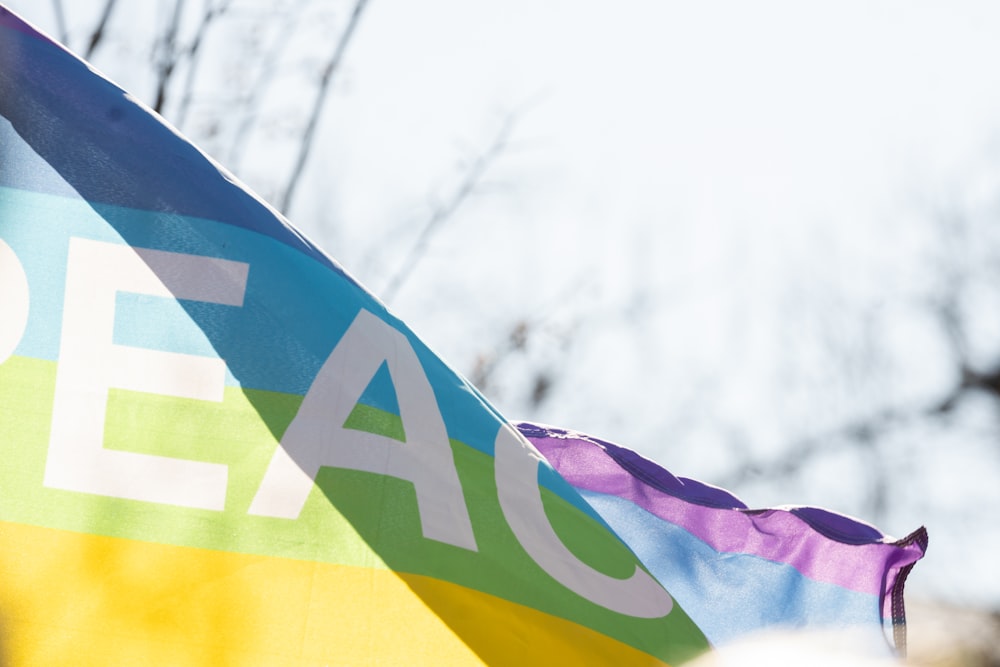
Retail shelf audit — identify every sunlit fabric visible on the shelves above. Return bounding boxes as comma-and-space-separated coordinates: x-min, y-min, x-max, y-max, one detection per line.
0, 5, 923, 664
520, 424, 927, 653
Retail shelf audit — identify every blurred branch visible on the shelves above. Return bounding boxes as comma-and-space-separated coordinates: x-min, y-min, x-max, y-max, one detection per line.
174, 0, 232, 129
225, 0, 305, 169
469, 283, 581, 410
84, 0, 118, 61
936, 363, 1000, 413
716, 180, 1000, 518
278, 0, 371, 216
859, 434, 888, 520
717, 405, 903, 491
381, 113, 517, 304
470, 320, 531, 396
719, 359, 1000, 503
152, 0, 187, 115
49, 0, 68, 45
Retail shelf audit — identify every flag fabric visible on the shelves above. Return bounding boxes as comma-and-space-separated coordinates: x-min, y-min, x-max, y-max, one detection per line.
0, 6, 924, 665
519, 424, 928, 653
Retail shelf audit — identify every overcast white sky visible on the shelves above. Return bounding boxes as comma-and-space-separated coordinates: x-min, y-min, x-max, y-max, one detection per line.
246, 0, 1000, 609
330, 0, 1000, 267
316, 0, 1000, 409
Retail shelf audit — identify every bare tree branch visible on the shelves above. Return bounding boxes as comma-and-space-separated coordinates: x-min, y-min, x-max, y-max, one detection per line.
381, 114, 517, 304
716, 406, 896, 491
174, 0, 232, 130
716, 358, 1000, 497
84, 0, 119, 61
50, 0, 68, 46
225, 0, 305, 169
471, 319, 530, 395
278, 0, 371, 216
152, 0, 187, 115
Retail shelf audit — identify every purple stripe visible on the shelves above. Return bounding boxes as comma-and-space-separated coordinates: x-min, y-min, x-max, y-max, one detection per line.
1, 7, 51, 40
519, 423, 926, 597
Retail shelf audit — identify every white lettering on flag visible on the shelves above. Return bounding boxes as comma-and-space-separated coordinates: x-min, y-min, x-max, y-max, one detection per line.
249, 309, 478, 552
494, 423, 674, 618
44, 237, 248, 510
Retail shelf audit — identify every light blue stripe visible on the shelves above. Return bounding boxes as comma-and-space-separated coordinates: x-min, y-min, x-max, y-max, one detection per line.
576, 489, 889, 650
0, 186, 598, 513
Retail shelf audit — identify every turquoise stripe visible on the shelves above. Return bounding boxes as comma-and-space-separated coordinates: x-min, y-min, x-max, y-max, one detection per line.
0, 187, 590, 513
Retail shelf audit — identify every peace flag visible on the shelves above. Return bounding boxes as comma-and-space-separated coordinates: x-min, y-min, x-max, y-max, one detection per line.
0, 5, 923, 664
522, 424, 927, 654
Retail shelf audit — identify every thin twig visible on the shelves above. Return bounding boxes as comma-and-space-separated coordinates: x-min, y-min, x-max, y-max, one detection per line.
50, 0, 69, 46
174, 0, 232, 129
84, 0, 118, 61
714, 381, 977, 492
152, 0, 187, 115
225, 0, 305, 169
381, 114, 517, 304
278, 0, 371, 216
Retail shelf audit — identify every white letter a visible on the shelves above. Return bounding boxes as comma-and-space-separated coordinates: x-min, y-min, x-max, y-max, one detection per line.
249, 309, 477, 551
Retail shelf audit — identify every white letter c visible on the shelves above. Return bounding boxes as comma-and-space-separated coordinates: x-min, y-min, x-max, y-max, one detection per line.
494, 422, 673, 618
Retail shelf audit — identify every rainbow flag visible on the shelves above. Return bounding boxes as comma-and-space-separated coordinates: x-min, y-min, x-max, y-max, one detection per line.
0, 6, 924, 664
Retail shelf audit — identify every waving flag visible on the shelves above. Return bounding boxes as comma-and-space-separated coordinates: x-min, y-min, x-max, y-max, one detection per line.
0, 6, 923, 665
520, 425, 927, 654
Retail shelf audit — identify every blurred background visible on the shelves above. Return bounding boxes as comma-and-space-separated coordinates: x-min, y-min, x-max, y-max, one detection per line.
7, 0, 1000, 661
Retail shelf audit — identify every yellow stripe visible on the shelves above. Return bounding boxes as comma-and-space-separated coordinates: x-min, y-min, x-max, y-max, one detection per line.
0, 521, 667, 665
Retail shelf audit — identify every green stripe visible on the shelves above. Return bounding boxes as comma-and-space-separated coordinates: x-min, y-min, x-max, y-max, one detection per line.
0, 355, 708, 662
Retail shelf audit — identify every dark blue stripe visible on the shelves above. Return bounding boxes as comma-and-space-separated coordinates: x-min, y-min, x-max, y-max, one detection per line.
0, 13, 344, 280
